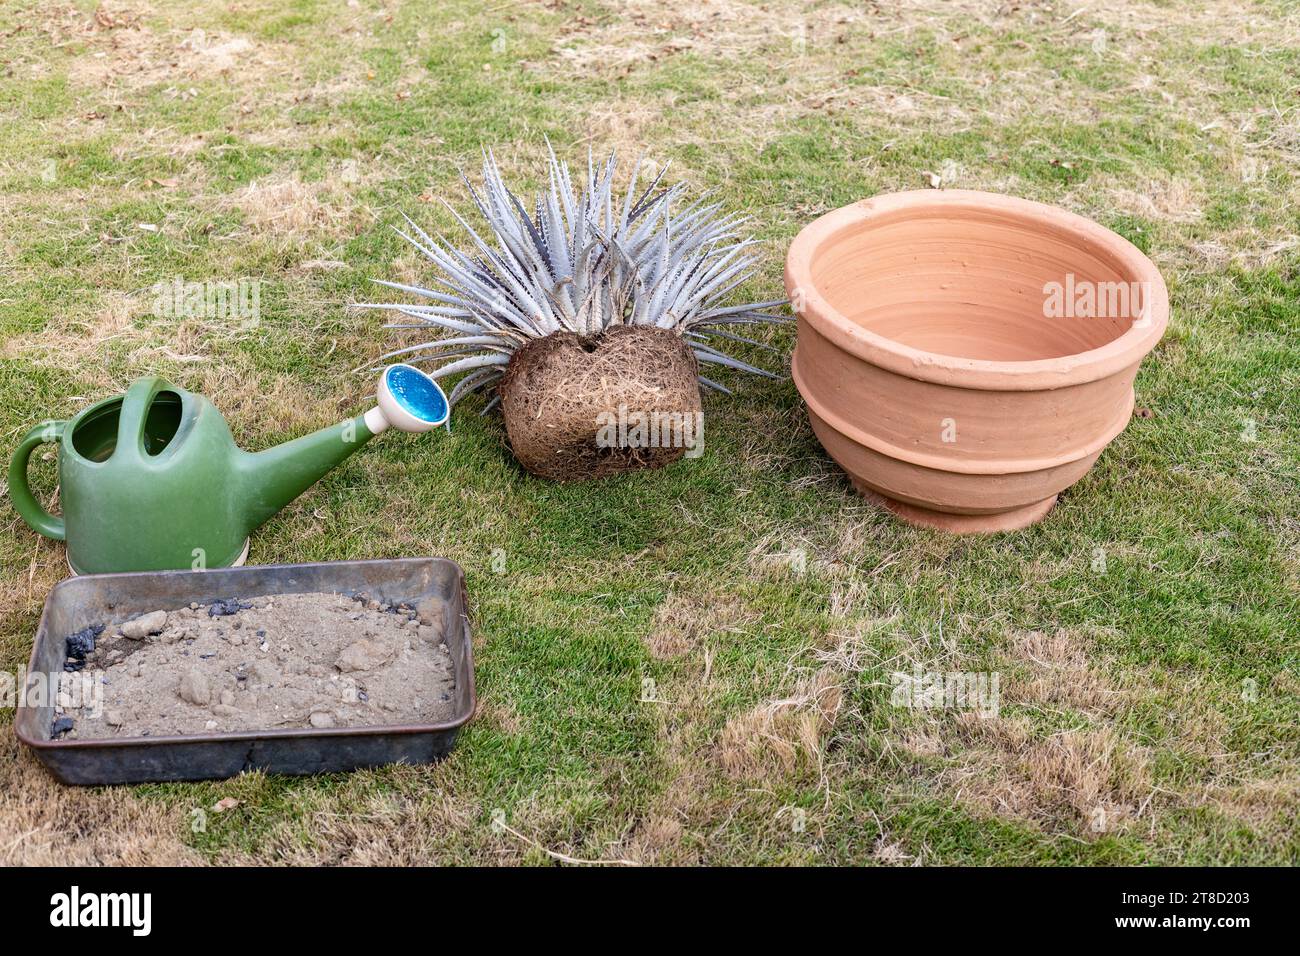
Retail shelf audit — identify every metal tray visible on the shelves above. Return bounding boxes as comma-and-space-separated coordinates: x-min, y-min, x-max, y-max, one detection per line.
15, 558, 476, 785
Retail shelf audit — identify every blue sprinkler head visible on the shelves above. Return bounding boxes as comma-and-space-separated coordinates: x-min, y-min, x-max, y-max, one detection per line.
365, 363, 450, 434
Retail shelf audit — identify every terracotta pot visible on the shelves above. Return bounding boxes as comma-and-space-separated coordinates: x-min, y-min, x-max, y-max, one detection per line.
785, 190, 1168, 532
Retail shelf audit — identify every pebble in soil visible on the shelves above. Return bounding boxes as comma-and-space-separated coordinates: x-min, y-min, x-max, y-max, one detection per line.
60, 591, 456, 739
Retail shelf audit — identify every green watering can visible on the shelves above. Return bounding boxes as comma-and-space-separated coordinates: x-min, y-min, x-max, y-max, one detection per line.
8, 364, 448, 575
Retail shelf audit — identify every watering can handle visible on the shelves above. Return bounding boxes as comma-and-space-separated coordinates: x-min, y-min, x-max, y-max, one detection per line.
116, 376, 168, 460
8, 420, 66, 540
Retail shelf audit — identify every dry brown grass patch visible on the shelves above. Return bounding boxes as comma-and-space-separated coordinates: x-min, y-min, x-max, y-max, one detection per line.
1, 292, 154, 387
582, 98, 672, 163
0, 549, 67, 624
884, 628, 1151, 835
745, 498, 925, 585
475, 696, 524, 735
617, 663, 719, 862
1005, 629, 1123, 716
2, 291, 142, 356
621, 625, 873, 860
946, 715, 1151, 834
193, 368, 339, 438
539, 1, 983, 151
0, 735, 200, 865
636, 814, 685, 854
46, 3, 284, 93
871, 834, 918, 865
717, 665, 843, 782
1195, 776, 1300, 831
1087, 0, 1300, 46
1095, 174, 1206, 225
544, 0, 845, 74
536, 0, 1241, 149
647, 590, 754, 659
221, 172, 356, 240
1, 294, 301, 400
220, 769, 479, 865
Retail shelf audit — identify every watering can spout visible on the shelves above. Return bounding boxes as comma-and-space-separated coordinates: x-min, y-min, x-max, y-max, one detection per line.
236, 414, 374, 530
238, 364, 449, 531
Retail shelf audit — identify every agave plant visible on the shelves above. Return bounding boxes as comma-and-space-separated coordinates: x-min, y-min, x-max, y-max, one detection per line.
361, 144, 789, 416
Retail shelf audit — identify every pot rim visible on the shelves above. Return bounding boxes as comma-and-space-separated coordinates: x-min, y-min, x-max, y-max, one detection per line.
784, 189, 1169, 390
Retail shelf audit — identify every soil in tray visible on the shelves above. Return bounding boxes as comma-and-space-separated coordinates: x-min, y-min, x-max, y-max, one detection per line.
54, 591, 457, 739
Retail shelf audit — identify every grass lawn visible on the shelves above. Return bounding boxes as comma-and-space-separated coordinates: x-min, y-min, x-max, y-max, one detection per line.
0, 0, 1296, 865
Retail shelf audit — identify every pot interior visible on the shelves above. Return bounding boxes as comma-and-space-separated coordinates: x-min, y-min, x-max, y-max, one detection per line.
812, 205, 1151, 362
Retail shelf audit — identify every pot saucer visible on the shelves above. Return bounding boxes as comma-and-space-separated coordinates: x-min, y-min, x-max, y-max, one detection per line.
853, 482, 1057, 534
